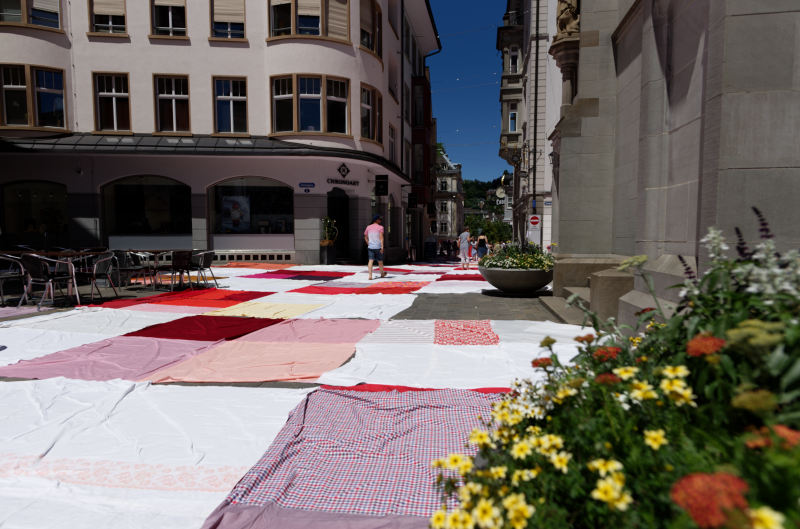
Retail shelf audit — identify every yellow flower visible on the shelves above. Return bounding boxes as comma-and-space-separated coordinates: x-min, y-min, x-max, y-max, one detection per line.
526, 425, 543, 435
445, 509, 474, 529
659, 378, 687, 393
430, 509, 448, 529
431, 458, 446, 469
612, 492, 633, 511
465, 482, 483, 495
590, 476, 621, 503
510, 439, 533, 460
502, 493, 526, 511
489, 466, 507, 479
458, 485, 473, 504
556, 387, 578, 399
587, 458, 623, 476
469, 429, 492, 447
749, 506, 786, 529
643, 429, 668, 450
446, 453, 465, 470
526, 406, 545, 420
613, 366, 639, 380
511, 467, 540, 486
610, 472, 625, 487
629, 336, 642, 347
668, 386, 698, 407
662, 365, 690, 379
457, 457, 474, 476
472, 498, 501, 529
549, 451, 572, 473
630, 380, 658, 401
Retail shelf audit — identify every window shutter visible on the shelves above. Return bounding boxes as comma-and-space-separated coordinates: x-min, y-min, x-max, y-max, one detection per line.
271, 0, 290, 5
297, 0, 319, 16
153, 0, 184, 6
214, 0, 244, 22
94, 0, 124, 16
360, 0, 371, 33
326, 0, 347, 39
32, 0, 59, 12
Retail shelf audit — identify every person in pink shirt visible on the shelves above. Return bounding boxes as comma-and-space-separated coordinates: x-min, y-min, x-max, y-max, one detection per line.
364, 214, 386, 280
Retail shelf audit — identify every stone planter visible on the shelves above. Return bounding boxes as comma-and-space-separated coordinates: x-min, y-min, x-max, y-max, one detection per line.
478, 266, 553, 295
320, 244, 336, 265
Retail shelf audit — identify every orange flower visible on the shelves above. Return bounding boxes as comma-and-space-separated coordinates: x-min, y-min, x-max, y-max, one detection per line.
745, 425, 800, 450
574, 334, 596, 344
593, 347, 621, 362
686, 333, 726, 357
594, 373, 621, 385
532, 358, 553, 368
671, 473, 749, 528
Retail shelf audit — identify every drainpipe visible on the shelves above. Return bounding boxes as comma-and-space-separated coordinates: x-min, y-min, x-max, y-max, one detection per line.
532, 0, 540, 230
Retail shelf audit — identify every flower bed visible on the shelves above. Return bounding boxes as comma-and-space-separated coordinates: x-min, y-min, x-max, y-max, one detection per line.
479, 244, 555, 271
433, 212, 800, 529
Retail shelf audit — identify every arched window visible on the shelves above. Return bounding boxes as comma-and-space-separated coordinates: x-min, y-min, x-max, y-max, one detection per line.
210, 177, 293, 234
102, 175, 191, 235
1, 181, 68, 249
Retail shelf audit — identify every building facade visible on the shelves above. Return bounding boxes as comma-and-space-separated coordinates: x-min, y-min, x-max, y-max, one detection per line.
548, 0, 800, 322
0, 0, 440, 264
496, 0, 560, 249
431, 150, 463, 244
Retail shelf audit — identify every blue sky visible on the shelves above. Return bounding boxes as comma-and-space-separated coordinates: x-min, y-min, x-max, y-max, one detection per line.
427, 0, 510, 182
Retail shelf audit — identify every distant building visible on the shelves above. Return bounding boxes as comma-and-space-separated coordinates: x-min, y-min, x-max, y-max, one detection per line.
431, 150, 464, 242
496, 0, 560, 248
0, 0, 440, 264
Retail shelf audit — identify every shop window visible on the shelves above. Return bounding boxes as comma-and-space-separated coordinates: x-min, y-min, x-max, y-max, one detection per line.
155, 75, 190, 132
102, 176, 191, 235
0, 181, 68, 249
211, 177, 294, 235
91, 0, 125, 33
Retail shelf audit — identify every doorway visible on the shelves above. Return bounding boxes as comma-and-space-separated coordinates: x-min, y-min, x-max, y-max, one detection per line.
327, 188, 350, 259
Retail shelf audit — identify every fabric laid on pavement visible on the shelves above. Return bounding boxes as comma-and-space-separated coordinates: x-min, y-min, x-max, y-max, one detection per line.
357, 320, 436, 343
0, 328, 114, 367
434, 319, 500, 345
489, 319, 589, 344
436, 274, 486, 281
237, 318, 380, 343
204, 301, 326, 319
218, 277, 321, 293
125, 315, 282, 341
201, 387, 503, 529
0, 378, 312, 529
298, 294, 416, 320
120, 303, 220, 315
0, 307, 188, 334
147, 341, 356, 383
0, 306, 40, 318
0, 336, 218, 381
414, 281, 496, 294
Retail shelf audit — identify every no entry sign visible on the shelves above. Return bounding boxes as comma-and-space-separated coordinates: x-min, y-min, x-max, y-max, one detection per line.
529, 215, 541, 226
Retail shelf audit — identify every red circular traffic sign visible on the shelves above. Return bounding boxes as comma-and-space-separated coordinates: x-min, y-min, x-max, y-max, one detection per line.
529, 215, 541, 226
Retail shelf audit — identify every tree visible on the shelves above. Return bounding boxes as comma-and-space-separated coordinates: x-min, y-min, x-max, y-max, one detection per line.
465, 215, 512, 243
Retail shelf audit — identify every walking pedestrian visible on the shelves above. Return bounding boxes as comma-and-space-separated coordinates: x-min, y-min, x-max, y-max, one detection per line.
458, 227, 471, 270
477, 234, 489, 259
364, 214, 386, 280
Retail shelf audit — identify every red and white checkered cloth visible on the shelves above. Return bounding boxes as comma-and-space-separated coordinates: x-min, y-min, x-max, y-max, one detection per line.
434, 320, 500, 345
220, 386, 502, 518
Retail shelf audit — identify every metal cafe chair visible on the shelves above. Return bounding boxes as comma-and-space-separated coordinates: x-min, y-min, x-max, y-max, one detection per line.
164, 250, 193, 291
20, 253, 80, 309
0, 255, 28, 307
190, 251, 219, 288
76, 252, 119, 303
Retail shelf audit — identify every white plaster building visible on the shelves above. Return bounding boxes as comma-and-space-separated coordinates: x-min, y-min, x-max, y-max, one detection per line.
432, 151, 463, 243
0, 0, 440, 264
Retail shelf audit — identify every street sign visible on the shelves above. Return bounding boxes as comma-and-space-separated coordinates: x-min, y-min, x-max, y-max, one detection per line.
544, 200, 553, 206
375, 174, 388, 196
299, 182, 315, 188
529, 215, 541, 226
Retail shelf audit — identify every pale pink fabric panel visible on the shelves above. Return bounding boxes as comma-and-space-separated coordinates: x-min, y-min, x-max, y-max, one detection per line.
236, 319, 380, 343
147, 342, 355, 383
0, 336, 218, 381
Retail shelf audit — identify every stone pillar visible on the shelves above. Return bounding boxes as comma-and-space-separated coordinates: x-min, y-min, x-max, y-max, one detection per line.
191, 193, 207, 250
293, 193, 325, 264
68, 193, 101, 247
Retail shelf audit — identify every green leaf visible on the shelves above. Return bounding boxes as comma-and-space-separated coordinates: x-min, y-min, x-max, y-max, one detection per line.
774, 409, 800, 424
719, 354, 737, 382
778, 389, 800, 405
766, 345, 789, 376
780, 357, 800, 391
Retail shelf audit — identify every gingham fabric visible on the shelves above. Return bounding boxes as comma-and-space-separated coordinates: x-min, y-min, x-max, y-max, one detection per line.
222, 387, 500, 517
434, 319, 501, 345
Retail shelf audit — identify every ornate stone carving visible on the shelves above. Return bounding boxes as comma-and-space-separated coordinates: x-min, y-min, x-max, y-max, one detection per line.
555, 0, 580, 41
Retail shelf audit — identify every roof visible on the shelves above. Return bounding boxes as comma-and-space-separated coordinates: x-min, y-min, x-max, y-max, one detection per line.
0, 133, 406, 176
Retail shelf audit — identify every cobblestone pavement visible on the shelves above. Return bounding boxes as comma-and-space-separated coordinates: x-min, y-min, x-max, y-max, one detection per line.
392, 292, 556, 320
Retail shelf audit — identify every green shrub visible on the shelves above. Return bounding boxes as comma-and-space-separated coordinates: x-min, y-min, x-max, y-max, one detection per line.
479, 243, 555, 271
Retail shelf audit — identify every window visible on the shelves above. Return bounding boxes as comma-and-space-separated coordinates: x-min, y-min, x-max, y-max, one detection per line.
102, 176, 191, 236
413, 143, 423, 183
404, 140, 411, 174
34, 68, 64, 127
1, 181, 68, 249
388, 125, 396, 163
91, 0, 125, 33
413, 84, 424, 127
439, 179, 448, 191
387, 0, 397, 34
211, 177, 294, 235
94, 73, 130, 131
403, 83, 410, 123
155, 75, 189, 132
214, 78, 247, 134
268, 0, 348, 40
152, 0, 186, 36
360, 85, 381, 141
0, 0, 22, 22
430, 221, 436, 233
272, 77, 293, 132
212, 0, 244, 38
326, 78, 347, 134
509, 103, 517, 132
403, 17, 410, 58
298, 76, 321, 131
439, 201, 447, 213
509, 47, 519, 73
359, 0, 380, 56
1, 66, 27, 126
411, 38, 417, 72
30, 0, 59, 28
440, 222, 448, 234
388, 59, 397, 101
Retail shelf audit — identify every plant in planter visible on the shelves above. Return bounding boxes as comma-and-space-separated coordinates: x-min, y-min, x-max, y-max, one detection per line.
478, 243, 556, 294
433, 213, 800, 529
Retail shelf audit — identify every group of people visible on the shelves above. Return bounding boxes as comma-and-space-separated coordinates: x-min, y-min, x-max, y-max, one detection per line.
456, 228, 490, 270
